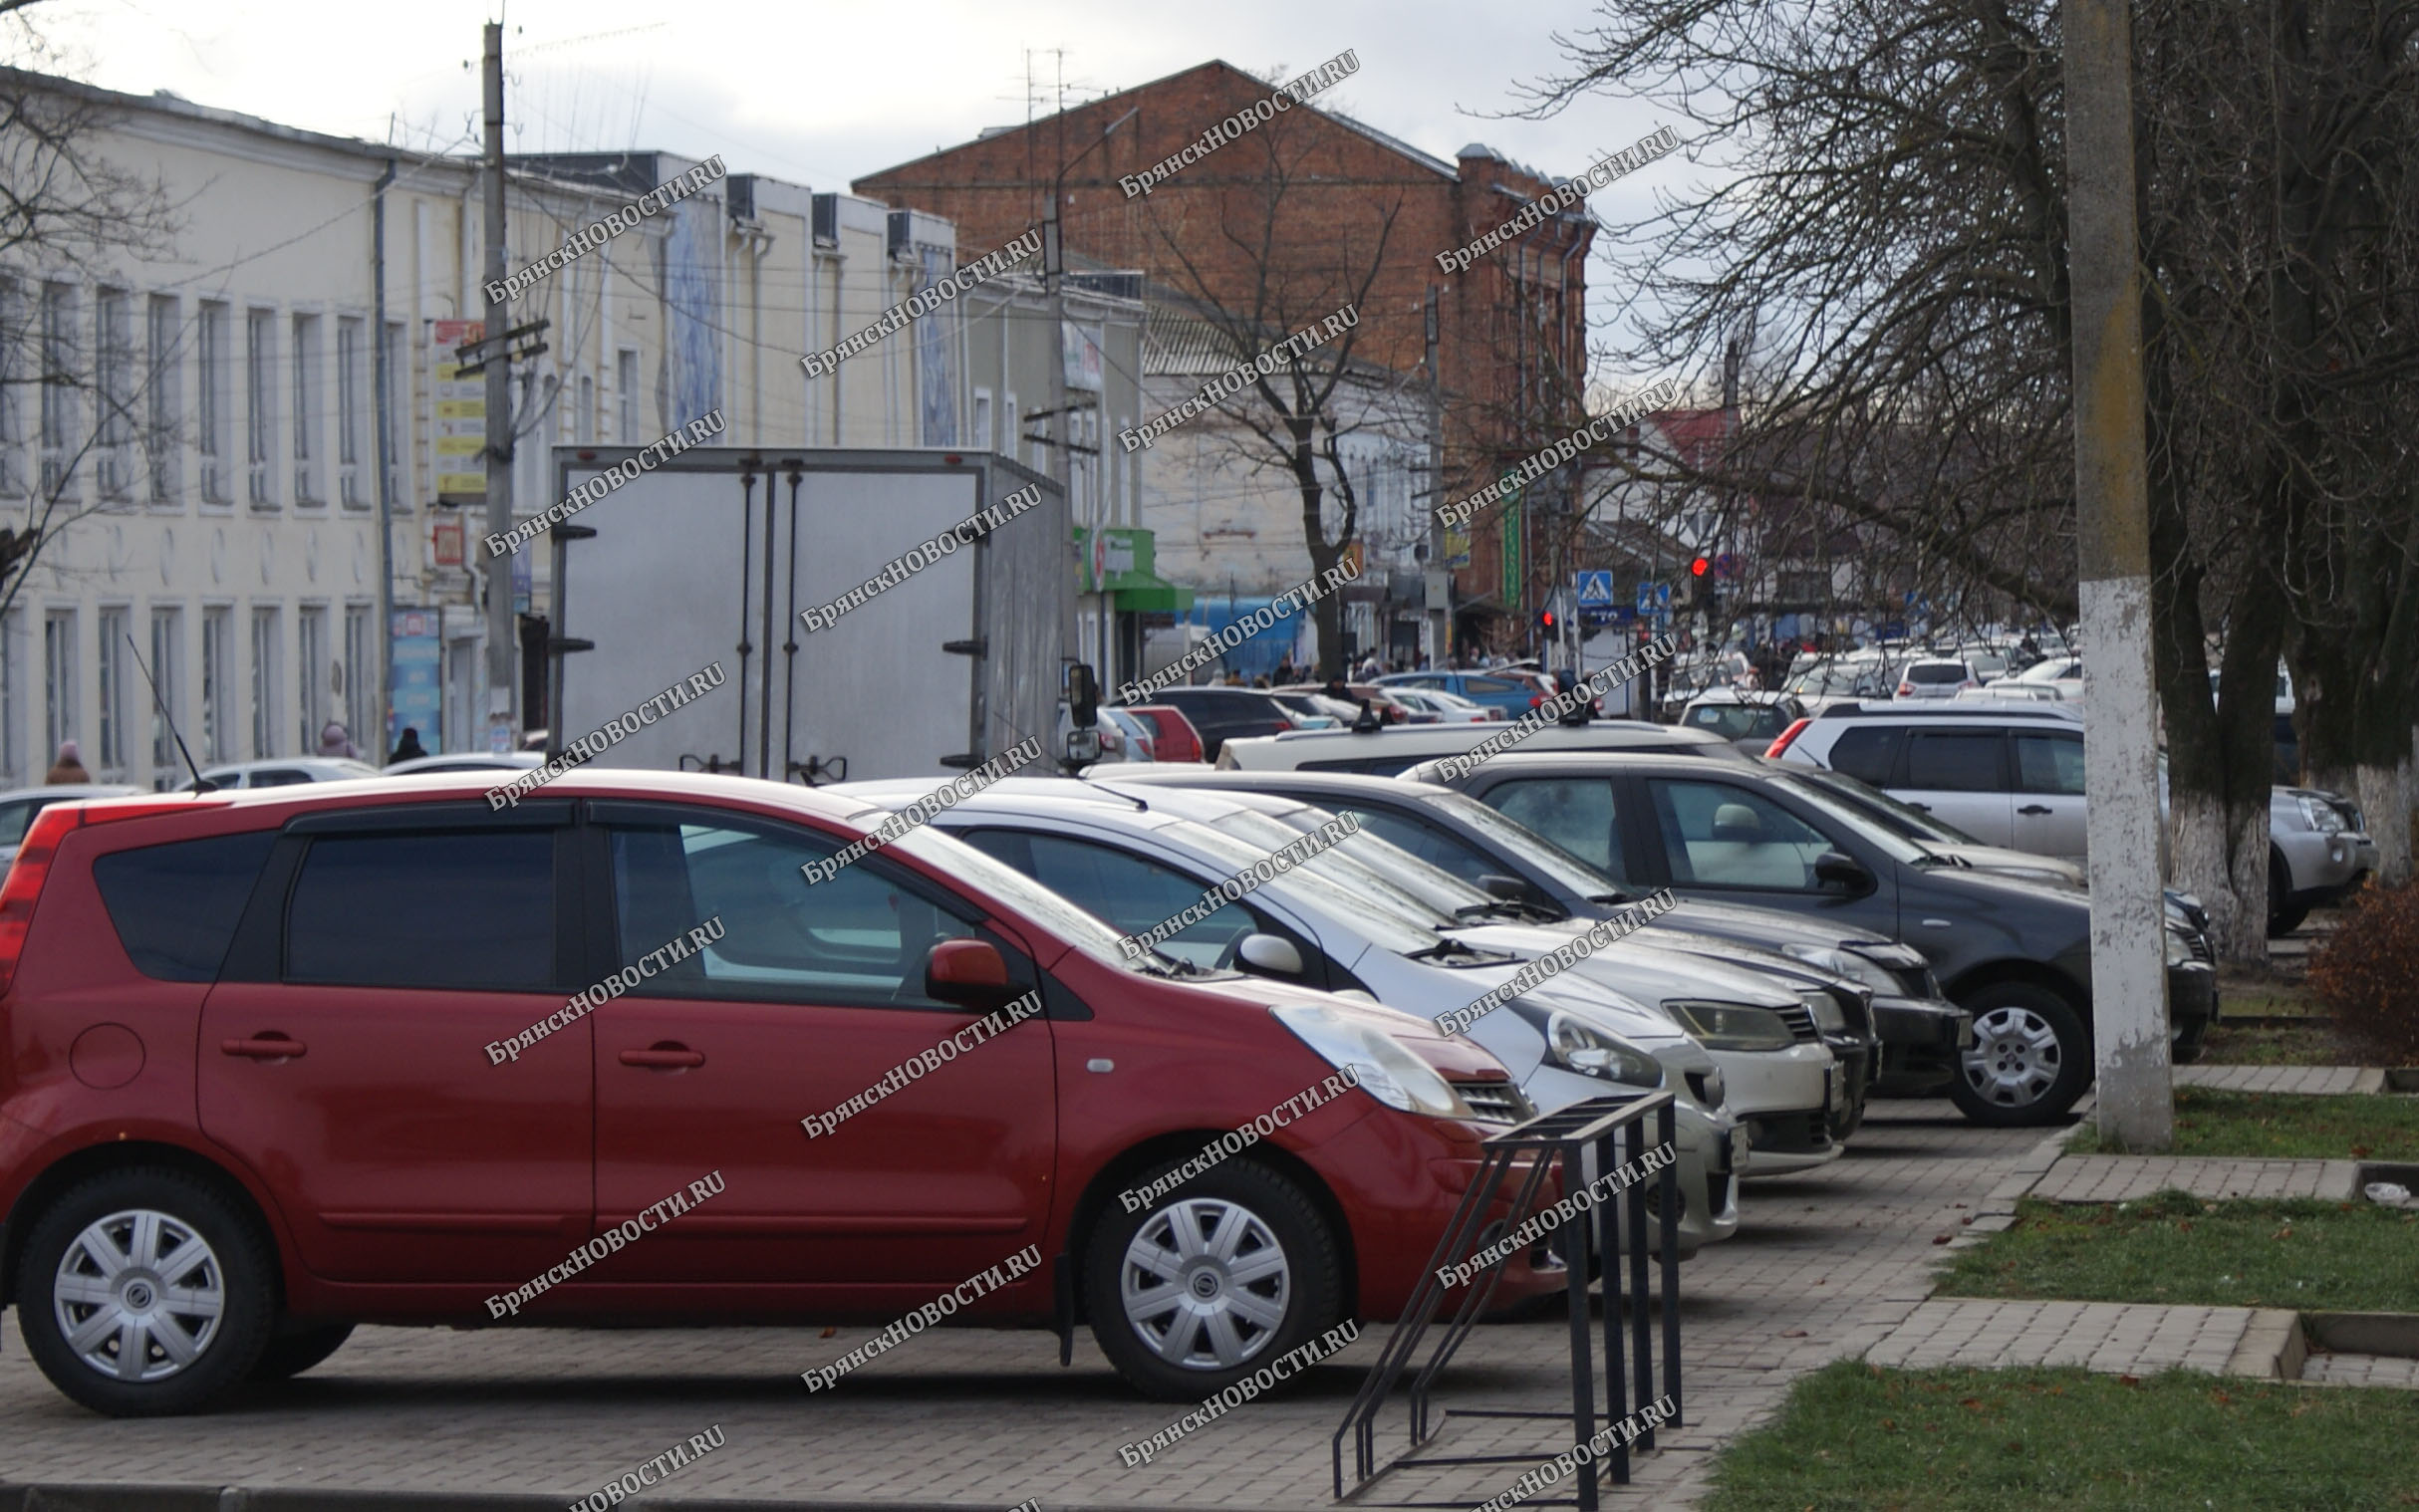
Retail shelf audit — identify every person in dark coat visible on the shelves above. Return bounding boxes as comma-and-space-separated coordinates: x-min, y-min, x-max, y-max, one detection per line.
45, 739, 90, 784
388, 726, 429, 764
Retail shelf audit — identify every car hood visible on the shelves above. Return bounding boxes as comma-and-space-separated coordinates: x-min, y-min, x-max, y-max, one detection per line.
1443, 922, 1806, 1011
1930, 843, 2085, 887
1642, 895, 1898, 952
1182, 974, 1515, 1084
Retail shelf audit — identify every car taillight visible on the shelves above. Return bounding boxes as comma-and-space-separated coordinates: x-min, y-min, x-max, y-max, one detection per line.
1896, 682, 1914, 696
0, 805, 80, 999
1764, 717, 1812, 759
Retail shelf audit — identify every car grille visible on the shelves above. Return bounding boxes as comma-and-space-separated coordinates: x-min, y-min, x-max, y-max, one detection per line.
1829, 988, 1873, 1036
1773, 1004, 1822, 1044
2186, 930, 2213, 964
1453, 1079, 1531, 1125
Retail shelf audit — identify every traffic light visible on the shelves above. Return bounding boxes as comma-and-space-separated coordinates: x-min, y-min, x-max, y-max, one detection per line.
1690, 556, 1711, 578
1536, 609, 1557, 634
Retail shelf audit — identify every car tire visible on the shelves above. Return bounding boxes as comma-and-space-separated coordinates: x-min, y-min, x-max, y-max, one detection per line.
249, 1322, 354, 1382
2267, 850, 2308, 936
15, 1167, 276, 1416
1948, 983, 2091, 1127
1082, 1158, 1345, 1402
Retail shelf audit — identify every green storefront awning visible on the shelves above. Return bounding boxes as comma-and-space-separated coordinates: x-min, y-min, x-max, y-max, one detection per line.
1113, 578, 1195, 612
1075, 525, 1194, 611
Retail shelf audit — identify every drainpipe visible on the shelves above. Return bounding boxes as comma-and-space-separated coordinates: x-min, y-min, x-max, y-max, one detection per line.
372, 154, 399, 763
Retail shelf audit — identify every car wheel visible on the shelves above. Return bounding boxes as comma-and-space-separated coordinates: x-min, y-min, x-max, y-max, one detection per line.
1947, 983, 2090, 1127
15, 1167, 276, 1416
249, 1322, 354, 1382
2266, 850, 2308, 936
1082, 1159, 1344, 1401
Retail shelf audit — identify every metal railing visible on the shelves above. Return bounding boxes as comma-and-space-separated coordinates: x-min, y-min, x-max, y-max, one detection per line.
1332, 1092, 1682, 1509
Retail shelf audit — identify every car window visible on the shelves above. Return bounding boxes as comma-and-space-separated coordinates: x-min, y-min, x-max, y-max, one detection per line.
1904, 731, 2009, 792
960, 829, 1252, 971
609, 820, 979, 1006
1907, 662, 1970, 684
1488, 779, 1619, 874
251, 769, 315, 788
1336, 805, 1500, 886
1683, 704, 1768, 741
1646, 779, 1833, 890
2015, 732, 2086, 796
1430, 788, 1643, 894
287, 831, 556, 990
1825, 726, 1901, 785
0, 796, 48, 847
1466, 677, 1522, 696
94, 831, 279, 981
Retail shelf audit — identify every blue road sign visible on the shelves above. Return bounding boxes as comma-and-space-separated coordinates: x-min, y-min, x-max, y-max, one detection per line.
1574, 570, 1615, 608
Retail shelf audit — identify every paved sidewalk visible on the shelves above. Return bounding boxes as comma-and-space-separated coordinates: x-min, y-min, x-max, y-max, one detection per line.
2025, 1153, 2360, 1203
0, 1103, 2047, 1509
1864, 1299, 2298, 1379
2174, 1065, 2386, 1095
2302, 1353, 2419, 1387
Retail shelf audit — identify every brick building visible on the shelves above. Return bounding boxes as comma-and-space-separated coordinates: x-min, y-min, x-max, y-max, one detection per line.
856, 60, 1598, 658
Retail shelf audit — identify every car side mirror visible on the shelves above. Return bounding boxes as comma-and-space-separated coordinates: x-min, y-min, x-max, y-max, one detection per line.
1064, 727, 1102, 767
1812, 851, 1873, 894
1479, 874, 1531, 902
1236, 933, 1305, 977
925, 939, 1024, 1012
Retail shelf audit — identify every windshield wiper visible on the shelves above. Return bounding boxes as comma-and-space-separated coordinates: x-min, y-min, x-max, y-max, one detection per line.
1451, 899, 1559, 923
1585, 890, 1633, 904
1408, 937, 1511, 964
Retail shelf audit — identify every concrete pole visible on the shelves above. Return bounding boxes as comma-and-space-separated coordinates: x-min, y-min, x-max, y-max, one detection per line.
479, 22, 517, 755
2063, 0, 2172, 1149
1425, 286, 1448, 667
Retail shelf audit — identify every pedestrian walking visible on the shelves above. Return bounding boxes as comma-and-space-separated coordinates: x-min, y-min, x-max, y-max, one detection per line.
318, 720, 359, 759
389, 726, 429, 763
44, 740, 90, 785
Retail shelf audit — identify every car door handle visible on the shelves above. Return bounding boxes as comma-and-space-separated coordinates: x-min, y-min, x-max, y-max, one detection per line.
619, 1047, 706, 1069
2017, 804, 2052, 815
221, 1036, 307, 1060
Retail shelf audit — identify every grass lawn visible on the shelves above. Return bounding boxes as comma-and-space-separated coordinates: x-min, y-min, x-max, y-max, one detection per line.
1702, 1360, 2419, 1511
2216, 969, 2328, 1018
1938, 1192, 2419, 1313
2065, 1087, 2419, 1159
2197, 1018, 2358, 1066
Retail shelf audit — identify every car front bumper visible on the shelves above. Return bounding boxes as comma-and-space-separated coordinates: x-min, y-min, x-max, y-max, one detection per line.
1521, 1065, 1739, 1254
1871, 996, 1976, 1097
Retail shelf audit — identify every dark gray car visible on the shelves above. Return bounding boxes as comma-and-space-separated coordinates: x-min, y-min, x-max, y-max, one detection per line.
1408, 751, 2218, 1127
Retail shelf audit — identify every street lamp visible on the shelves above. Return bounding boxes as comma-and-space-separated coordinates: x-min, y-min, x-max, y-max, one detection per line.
1047, 106, 1139, 687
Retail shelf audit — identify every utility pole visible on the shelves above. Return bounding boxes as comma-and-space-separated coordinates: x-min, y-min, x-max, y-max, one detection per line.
479, 22, 517, 755
2064, 0, 2172, 1148
1424, 286, 1448, 668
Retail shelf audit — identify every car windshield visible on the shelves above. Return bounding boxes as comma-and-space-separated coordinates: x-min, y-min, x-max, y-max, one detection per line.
1906, 662, 1969, 683
1758, 771, 1933, 864
1190, 809, 1466, 955
882, 822, 1149, 968
1794, 766, 1983, 845
1684, 703, 1778, 740
1425, 788, 1646, 895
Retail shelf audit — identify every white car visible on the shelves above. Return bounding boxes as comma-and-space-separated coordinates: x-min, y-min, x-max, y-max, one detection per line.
0, 783, 142, 865
195, 757, 384, 789
382, 752, 547, 776
835, 777, 1754, 1252
1994, 655, 2083, 699
1216, 720, 1743, 777
1893, 657, 1980, 700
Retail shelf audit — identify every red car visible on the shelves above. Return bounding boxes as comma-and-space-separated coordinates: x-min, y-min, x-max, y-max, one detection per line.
0, 774, 1551, 1415
1124, 705, 1207, 765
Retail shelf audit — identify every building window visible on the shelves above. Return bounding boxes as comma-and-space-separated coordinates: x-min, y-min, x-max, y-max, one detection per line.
40, 283, 77, 501
972, 388, 993, 454
42, 609, 74, 766
149, 606, 182, 774
296, 605, 326, 752
617, 349, 639, 442
96, 290, 134, 501
97, 607, 127, 772
201, 607, 231, 763
291, 313, 321, 504
338, 317, 366, 508
249, 606, 280, 759
575, 372, 595, 446
0, 280, 22, 498
381, 319, 405, 508
146, 296, 181, 504
343, 604, 373, 750
197, 302, 229, 504
245, 309, 275, 506
0, 610, 18, 785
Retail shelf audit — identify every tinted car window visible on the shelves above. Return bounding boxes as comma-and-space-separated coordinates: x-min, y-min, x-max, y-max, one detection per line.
1825, 725, 1901, 785
287, 831, 555, 989
2015, 732, 2086, 795
0, 796, 50, 846
1904, 731, 2008, 792
611, 821, 978, 1006
1323, 805, 1497, 887
1489, 779, 1619, 873
961, 829, 1253, 970
94, 831, 278, 981
1906, 662, 1970, 683
1647, 779, 1832, 889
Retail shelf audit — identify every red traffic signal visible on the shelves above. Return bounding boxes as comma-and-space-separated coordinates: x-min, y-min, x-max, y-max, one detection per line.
1690, 556, 1711, 577
1536, 609, 1558, 632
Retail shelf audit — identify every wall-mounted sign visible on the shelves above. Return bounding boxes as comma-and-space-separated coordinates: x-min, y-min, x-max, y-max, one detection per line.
433, 319, 486, 503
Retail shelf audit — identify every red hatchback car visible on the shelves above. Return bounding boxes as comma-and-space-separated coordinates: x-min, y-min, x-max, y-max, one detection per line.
0, 773, 1550, 1416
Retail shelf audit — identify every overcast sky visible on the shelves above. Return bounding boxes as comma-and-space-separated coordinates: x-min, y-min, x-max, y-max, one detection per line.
39, 0, 1687, 367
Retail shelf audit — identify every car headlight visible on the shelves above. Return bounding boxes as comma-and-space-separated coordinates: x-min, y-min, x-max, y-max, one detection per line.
1800, 988, 1848, 1032
1665, 1000, 1797, 1052
1518, 1007, 1665, 1087
1779, 942, 1898, 996
2295, 795, 2344, 835
2164, 926, 2190, 967
1269, 1002, 1469, 1119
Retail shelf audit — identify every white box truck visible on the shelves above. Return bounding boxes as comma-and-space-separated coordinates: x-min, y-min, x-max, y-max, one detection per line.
544, 445, 1074, 782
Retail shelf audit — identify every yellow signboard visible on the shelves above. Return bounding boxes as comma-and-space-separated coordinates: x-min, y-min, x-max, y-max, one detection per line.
433, 319, 486, 503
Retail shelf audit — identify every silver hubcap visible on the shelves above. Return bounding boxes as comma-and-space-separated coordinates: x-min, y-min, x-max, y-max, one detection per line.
1961, 1005, 2063, 1108
52, 1208, 226, 1383
1120, 1197, 1289, 1370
